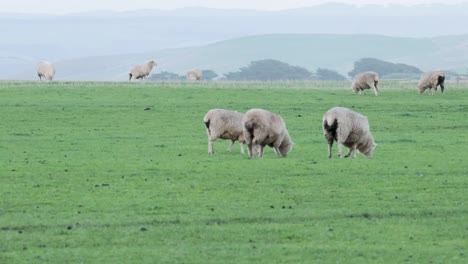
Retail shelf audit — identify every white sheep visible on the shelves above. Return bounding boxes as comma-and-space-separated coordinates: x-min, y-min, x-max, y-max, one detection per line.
129, 60, 156, 80
36, 61, 56, 81
187, 69, 202, 81
322, 107, 377, 158
242, 108, 292, 158
417, 70, 445, 95
203, 109, 245, 154
351, 71, 379, 96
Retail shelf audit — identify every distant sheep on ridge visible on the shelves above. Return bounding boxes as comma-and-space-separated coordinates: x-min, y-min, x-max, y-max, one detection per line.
351, 71, 379, 96
129, 60, 156, 80
36, 61, 56, 81
417, 70, 445, 95
187, 69, 202, 81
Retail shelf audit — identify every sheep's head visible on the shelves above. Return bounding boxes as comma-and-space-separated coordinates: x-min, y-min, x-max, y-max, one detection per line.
278, 136, 293, 157
362, 142, 377, 158
351, 82, 360, 93
148, 60, 157, 67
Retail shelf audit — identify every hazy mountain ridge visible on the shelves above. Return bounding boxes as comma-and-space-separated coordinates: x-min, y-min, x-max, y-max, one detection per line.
2, 3, 468, 80
8, 33, 467, 81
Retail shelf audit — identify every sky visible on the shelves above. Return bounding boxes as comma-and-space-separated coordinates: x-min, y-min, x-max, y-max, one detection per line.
0, 0, 466, 14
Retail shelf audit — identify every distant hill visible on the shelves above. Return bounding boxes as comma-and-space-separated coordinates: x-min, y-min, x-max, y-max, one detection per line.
2, 2, 468, 80
2, 2, 468, 81
10, 33, 467, 81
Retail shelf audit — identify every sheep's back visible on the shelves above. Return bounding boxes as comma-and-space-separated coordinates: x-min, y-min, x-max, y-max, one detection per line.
37, 61, 55, 74
418, 71, 444, 88
354, 71, 378, 88
244, 108, 287, 142
205, 109, 243, 134
324, 107, 369, 135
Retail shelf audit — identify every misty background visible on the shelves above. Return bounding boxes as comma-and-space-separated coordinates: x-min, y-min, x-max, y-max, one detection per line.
1, 2, 468, 81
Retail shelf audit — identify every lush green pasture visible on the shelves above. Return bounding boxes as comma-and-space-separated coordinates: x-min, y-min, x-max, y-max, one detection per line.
0, 81, 467, 263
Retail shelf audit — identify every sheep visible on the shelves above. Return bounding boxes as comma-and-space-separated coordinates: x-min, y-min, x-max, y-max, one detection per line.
36, 61, 56, 81
203, 109, 245, 154
242, 108, 292, 158
351, 71, 379, 96
322, 107, 377, 159
417, 70, 445, 95
129, 60, 156, 80
187, 69, 202, 81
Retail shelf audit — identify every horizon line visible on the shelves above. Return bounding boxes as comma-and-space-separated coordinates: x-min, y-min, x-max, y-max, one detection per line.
1, 1, 467, 16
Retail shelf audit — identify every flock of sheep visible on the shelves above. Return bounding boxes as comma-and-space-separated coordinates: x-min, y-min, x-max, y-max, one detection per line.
36, 60, 446, 159
204, 108, 293, 158
36, 60, 203, 81
203, 70, 446, 159
351, 70, 446, 96
36, 61, 446, 96
203, 107, 374, 159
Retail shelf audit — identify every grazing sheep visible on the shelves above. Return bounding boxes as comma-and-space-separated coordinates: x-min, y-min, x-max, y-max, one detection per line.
187, 69, 202, 81
242, 108, 292, 158
129, 60, 156, 80
323, 107, 377, 158
203, 109, 245, 154
417, 70, 445, 95
351, 71, 379, 96
36, 61, 56, 81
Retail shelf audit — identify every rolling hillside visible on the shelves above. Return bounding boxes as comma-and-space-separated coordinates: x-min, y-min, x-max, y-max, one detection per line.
13, 34, 468, 81
3, 3, 468, 81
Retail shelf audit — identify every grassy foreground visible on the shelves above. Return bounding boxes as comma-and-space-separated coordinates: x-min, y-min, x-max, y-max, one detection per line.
0, 81, 467, 263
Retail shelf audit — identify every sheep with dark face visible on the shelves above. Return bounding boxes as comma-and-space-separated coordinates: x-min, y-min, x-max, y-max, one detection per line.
36, 61, 56, 81
417, 70, 445, 95
203, 109, 245, 154
323, 107, 377, 158
242, 108, 292, 158
351, 71, 379, 96
129, 60, 156, 80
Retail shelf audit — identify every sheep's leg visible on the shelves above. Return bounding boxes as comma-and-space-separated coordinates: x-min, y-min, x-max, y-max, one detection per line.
344, 149, 352, 158
254, 144, 261, 158
440, 83, 445, 94
246, 145, 251, 157
373, 82, 379, 96
274, 148, 281, 157
259, 145, 265, 157
250, 144, 259, 158
208, 138, 215, 154
272, 139, 281, 157
247, 143, 253, 158
226, 140, 234, 152
337, 143, 343, 158
239, 142, 245, 154
327, 139, 333, 158
345, 144, 357, 158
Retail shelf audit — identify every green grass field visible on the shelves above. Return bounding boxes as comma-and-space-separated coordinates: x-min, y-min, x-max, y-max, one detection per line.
1, 81, 467, 263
